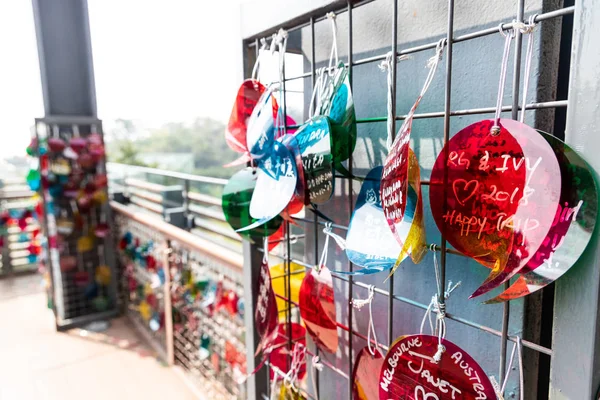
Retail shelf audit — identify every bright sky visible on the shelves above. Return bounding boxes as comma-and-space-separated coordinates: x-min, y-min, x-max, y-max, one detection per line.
0, 1, 44, 161
0, 1, 246, 160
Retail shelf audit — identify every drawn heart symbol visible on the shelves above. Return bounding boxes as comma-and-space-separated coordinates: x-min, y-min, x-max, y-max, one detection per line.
414, 386, 440, 400
452, 179, 479, 206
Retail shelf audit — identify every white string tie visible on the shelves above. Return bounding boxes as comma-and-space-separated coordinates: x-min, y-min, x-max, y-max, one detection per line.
282, 343, 306, 392
326, 12, 338, 74
379, 52, 396, 150
251, 38, 268, 81
491, 25, 516, 135
379, 51, 411, 150
275, 28, 289, 138
318, 222, 346, 272
494, 336, 524, 400
309, 354, 324, 400
263, 236, 269, 264
420, 248, 461, 363
309, 67, 328, 119
352, 285, 381, 356
519, 15, 538, 123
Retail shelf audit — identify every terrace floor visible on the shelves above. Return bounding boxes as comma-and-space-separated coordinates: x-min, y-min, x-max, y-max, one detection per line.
0, 274, 197, 400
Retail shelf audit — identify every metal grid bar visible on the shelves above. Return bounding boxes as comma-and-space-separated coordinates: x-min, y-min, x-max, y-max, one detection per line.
242, 1, 573, 398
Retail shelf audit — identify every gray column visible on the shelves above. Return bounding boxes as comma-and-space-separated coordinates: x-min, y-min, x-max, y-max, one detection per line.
32, 0, 97, 116
550, 0, 600, 398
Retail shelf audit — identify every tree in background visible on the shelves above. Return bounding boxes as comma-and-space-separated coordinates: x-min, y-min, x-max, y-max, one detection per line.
106, 117, 237, 177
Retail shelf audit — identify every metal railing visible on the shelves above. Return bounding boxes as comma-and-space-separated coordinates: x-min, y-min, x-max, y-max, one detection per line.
107, 163, 240, 252
0, 178, 40, 276
111, 200, 245, 400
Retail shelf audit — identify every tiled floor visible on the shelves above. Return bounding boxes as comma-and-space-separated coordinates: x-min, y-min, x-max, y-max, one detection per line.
0, 274, 197, 400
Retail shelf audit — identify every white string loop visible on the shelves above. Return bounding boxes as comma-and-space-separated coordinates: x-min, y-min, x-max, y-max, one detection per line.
519, 15, 538, 123
492, 336, 524, 400
310, 355, 324, 400
352, 285, 381, 356
309, 67, 327, 119
317, 222, 347, 272
419, 248, 461, 364
263, 236, 269, 264
275, 29, 289, 138
251, 38, 268, 82
491, 25, 516, 135
389, 39, 445, 151
282, 343, 306, 392
379, 52, 396, 150
323, 222, 347, 250
326, 12, 339, 74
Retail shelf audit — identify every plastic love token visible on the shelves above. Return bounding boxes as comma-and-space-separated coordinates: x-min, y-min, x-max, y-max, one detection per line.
239, 142, 297, 231
255, 259, 279, 356
69, 137, 88, 154
77, 235, 94, 253
48, 137, 66, 153
95, 265, 111, 286
87, 133, 103, 146
295, 116, 334, 204
352, 347, 385, 400
78, 153, 96, 169
429, 119, 561, 298
324, 63, 357, 175
268, 323, 307, 381
94, 223, 110, 238
485, 131, 598, 303
279, 134, 306, 218
222, 167, 282, 237
227, 79, 266, 153
299, 266, 338, 353
271, 262, 305, 316
246, 88, 278, 161
343, 166, 405, 275
379, 335, 496, 399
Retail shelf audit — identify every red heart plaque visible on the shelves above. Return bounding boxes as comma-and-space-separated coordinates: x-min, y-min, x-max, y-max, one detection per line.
226, 79, 266, 154
255, 259, 279, 355
379, 335, 496, 400
353, 347, 385, 400
299, 266, 338, 353
429, 119, 561, 298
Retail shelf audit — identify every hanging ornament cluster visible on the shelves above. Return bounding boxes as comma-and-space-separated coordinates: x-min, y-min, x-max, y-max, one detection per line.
119, 232, 166, 331
33, 123, 113, 314
223, 14, 597, 400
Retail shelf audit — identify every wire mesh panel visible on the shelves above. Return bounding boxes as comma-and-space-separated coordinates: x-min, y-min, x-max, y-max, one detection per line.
240, 0, 576, 398
35, 117, 119, 329
115, 213, 170, 360
170, 242, 246, 399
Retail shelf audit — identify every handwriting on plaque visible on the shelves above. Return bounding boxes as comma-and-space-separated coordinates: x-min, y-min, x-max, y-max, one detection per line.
486, 131, 598, 302
255, 260, 278, 355
379, 335, 496, 400
296, 116, 334, 204
430, 119, 561, 298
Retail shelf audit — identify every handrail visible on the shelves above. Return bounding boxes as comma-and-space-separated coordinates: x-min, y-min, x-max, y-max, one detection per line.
110, 201, 243, 270
108, 162, 229, 186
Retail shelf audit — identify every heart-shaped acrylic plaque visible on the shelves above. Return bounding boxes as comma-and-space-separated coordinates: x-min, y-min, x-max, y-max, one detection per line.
379, 335, 496, 400
299, 266, 338, 353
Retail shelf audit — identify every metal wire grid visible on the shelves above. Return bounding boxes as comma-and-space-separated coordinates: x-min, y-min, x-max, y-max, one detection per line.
170, 245, 246, 399
35, 118, 119, 327
115, 214, 169, 354
242, 1, 573, 398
